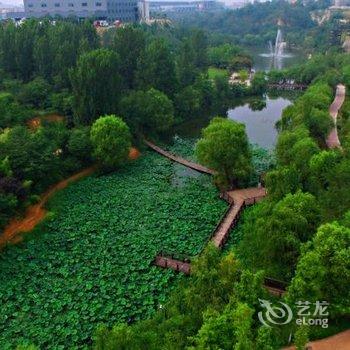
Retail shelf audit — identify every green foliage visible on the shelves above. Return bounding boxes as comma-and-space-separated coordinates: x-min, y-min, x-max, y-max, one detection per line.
294, 326, 309, 350
207, 67, 229, 80
207, 44, 249, 69
120, 88, 174, 135
49, 90, 73, 116
0, 125, 66, 192
93, 246, 271, 350
251, 72, 267, 95
0, 92, 31, 128
0, 151, 226, 349
112, 26, 146, 89
287, 221, 350, 318
178, 0, 318, 48
195, 117, 252, 188
136, 38, 177, 97
17, 77, 51, 109
0, 20, 98, 85
90, 115, 131, 169
67, 126, 92, 165
70, 49, 122, 125
238, 191, 321, 280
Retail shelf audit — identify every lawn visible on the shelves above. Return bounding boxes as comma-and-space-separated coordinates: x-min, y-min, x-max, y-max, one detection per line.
0, 149, 226, 349
208, 67, 230, 80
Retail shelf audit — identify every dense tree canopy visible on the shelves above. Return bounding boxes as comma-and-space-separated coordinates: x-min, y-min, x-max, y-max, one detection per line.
195, 117, 252, 188
70, 49, 122, 125
287, 221, 350, 318
120, 88, 174, 135
238, 191, 321, 280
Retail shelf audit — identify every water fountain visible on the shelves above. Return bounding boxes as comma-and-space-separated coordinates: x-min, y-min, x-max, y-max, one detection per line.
259, 28, 291, 70
274, 28, 286, 58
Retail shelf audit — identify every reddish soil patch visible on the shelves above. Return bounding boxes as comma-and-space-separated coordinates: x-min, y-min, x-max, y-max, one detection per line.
284, 329, 350, 350
27, 117, 41, 130
27, 114, 65, 130
129, 147, 141, 160
0, 167, 95, 249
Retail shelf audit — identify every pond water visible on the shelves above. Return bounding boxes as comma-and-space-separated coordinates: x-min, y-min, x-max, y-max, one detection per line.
173, 93, 299, 150
227, 94, 294, 149
247, 46, 305, 71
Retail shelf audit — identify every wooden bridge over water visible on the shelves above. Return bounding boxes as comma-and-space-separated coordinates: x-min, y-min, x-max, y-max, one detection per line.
144, 140, 216, 175
144, 140, 285, 294
148, 82, 346, 296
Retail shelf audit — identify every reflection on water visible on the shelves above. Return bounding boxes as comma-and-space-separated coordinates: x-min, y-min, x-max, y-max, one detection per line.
172, 93, 300, 150
227, 95, 293, 149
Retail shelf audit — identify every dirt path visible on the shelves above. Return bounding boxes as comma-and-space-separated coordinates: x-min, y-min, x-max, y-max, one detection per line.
326, 84, 346, 149
0, 167, 96, 249
0, 147, 141, 248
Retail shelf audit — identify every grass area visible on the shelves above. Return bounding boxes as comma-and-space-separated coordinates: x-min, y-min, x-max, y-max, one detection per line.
0, 149, 226, 349
208, 67, 229, 80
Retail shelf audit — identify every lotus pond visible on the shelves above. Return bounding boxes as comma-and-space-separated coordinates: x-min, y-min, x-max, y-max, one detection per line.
0, 146, 226, 349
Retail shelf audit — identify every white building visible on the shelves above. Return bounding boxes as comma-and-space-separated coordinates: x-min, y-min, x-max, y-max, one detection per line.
24, 0, 140, 21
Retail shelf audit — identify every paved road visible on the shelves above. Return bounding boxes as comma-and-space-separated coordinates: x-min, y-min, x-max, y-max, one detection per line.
284, 329, 350, 350
326, 84, 346, 149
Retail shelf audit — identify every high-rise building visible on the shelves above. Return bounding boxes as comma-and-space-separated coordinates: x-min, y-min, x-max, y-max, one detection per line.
23, 0, 140, 22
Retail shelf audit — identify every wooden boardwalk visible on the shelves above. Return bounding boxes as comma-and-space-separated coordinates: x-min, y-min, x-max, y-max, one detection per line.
155, 187, 267, 269
144, 140, 216, 175
155, 255, 191, 275
212, 187, 267, 248
327, 84, 346, 149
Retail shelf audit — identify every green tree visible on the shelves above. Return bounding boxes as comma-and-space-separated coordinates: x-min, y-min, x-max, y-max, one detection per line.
207, 43, 241, 68
90, 115, 131, 169
294, 326, 309, 350
191, 30, 208, 70
238, 191, 321, 280
67, 127, 92, 165
251, 71, 267, 95
177, 38, 198, 88
0, 92, 30, 128
287, 222, 350, 318
174, 86, 202, 121
70, 49, 122, 125
0, 125, 66, 191
18, 77, 52, 109
120, 88, 174, 135
195, 117, 252, 188
112, 26, 146, 89
136, 38, 177, 97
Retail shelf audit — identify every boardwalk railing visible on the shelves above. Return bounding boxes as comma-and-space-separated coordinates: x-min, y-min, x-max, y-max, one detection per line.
144, 140, 216, 175
154, 253, 287, 294
267, 83, 307, 90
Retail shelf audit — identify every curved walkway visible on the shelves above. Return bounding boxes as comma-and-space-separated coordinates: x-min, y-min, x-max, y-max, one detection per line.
326, 84, 346, 149
144, 140, 216, 175
0, 167, 96, 249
